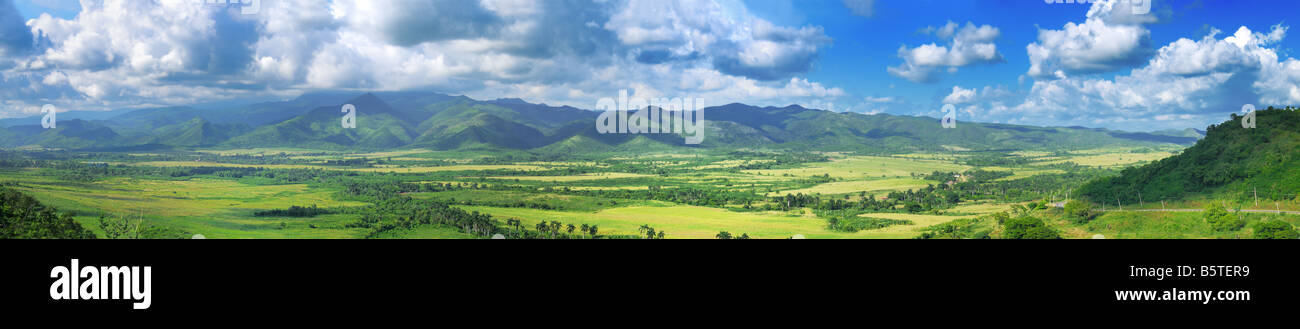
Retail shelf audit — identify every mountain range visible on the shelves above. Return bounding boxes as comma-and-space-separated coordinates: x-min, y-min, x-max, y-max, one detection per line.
0, 91, 1202, 153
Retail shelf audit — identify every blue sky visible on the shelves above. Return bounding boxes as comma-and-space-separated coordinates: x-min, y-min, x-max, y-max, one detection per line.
2, 0, 1300, 131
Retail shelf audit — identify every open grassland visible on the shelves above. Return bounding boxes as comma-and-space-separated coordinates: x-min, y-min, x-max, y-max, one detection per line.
459, 204, 931, 239
4, 173, 369, 239
194, 148, 322, 156
1037, 152, 1175, 168
2, 143, 1206, 239
858, 212, 981, 234
745, 156, 968, 179
130, 161, 550, 173
947, 202, 1013, 215
484, 172, 654, 182
775, 178, 932, 196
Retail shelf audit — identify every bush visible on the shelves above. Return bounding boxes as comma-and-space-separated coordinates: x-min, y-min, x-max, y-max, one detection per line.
1063, 200, 1097, 223
1002, 216, 1061, 239
1254, 220, 1299, 239
1204, 202, 1245, 231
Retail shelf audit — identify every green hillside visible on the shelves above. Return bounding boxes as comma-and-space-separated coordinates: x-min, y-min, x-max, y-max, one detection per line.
0, 92, 1201, 153
1077, 107, 1300, 203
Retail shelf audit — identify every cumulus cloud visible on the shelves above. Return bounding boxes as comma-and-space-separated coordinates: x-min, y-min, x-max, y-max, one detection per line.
942, 86, 976, 104
0, 0, 844, 118
1004, 23, 1300, 131
888, 21, 1003, 83
1025, 0, 1155, 80
605, 0, 831, 81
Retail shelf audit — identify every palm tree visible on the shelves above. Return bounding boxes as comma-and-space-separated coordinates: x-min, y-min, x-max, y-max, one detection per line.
549, 221, 562, 239
566, 224, 576, 235
535, 222, 549, 236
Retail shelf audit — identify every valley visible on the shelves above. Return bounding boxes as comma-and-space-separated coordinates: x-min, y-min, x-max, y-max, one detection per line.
2, 92, 1296, 239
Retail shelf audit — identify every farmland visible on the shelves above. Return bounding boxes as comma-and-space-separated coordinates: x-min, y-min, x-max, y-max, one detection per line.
3, 142, 1290, 239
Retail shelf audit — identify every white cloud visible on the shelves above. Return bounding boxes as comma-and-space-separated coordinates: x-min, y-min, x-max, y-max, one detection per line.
0, 0, 846, 118
942, 86, 976, 104
1025, 0, 1154, 80
1003, 24, 1300, 131
888, 21, 1003, 83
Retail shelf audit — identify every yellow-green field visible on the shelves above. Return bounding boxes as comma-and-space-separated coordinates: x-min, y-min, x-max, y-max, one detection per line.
485, 172, 654, 181
1036, 151, 1175, 167
130, 161, 550, 173
775, 178, 932, 196
5, 174, 369, 239
460, 204, 932, 239
745, 156, 968, 179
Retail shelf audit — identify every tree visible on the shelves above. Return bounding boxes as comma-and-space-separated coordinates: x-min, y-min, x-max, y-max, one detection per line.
716, 231, 733, 239
0, 188, 94, 239
1254, 220, 1299, 239
566, 224, 576, 235
1002, 216, 1060, 239
1064, 200, 1097, 223
1204, 202, 1245, 231
638, 225, 657, 239
99, 213, 152, 239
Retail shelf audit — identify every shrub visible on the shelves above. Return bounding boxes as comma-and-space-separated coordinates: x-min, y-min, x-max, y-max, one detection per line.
1063, 200, 1097, 223
1002, 216, 1061, 239
1204, 202, 1245, 231
1254, 220, 1299, 239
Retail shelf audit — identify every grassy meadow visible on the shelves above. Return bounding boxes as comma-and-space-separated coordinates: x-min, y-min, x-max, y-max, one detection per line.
3, 144, 1292, 239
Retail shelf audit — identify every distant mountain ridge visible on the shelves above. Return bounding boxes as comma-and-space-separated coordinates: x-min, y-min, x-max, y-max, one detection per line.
0, 91, 1201, 152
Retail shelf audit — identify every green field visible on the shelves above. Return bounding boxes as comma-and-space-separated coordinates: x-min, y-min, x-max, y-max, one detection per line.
5, 144, 1293, 240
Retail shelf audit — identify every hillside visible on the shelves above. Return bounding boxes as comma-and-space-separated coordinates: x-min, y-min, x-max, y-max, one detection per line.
0, 91, 1201, 152
1077, 107, 1300, 203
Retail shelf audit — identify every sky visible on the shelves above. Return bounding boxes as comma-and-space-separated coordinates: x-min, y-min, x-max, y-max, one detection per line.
1, 0, 1299, 132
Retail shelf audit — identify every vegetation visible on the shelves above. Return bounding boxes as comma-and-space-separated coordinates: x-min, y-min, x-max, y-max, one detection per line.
1253, 220, 1299, 239
0, 187, 95, 239
1063, 200, 1098, 224
1203, 202, 1246, 232
0, 97, 1293, 239
1002, 216, 1061, 239
1078, 107, 1300, 205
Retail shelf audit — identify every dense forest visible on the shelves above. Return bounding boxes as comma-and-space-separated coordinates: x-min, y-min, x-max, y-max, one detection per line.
1078, 107, 1300, 204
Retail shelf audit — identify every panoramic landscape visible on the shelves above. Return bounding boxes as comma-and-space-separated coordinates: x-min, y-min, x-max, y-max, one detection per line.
2, 0, 1298, 240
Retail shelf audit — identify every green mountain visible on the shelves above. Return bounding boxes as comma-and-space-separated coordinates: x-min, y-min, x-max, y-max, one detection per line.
693, 103, 1199, 152
1, 91, 1204, 153
150, 117, 250, 147
224, 93, 423, 149
1077, 107, 1300, 203
0, 119, 129, 149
